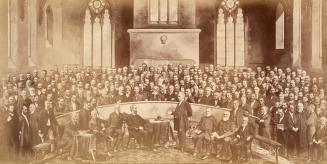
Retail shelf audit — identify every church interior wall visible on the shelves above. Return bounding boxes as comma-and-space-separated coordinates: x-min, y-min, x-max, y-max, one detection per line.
0, 0, 8, 76
323, 0, 327, 75
0, 0, 326, 76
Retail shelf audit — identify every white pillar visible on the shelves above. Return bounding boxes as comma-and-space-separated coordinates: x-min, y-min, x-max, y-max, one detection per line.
83, 9, 92, 67
102, 9, 112, 68
235, 8, 245, 67
226, 16, 234, 67
112, 24, 115, 67
292, 0, 301, 66
53, 1, 63, 65
93, 16, 102, 67
216, 8, 226, 66
311, 0, 322, 69
28, 0, 37, 67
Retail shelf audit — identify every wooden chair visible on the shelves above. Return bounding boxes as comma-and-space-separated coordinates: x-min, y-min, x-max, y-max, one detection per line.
33, 142, 51, 161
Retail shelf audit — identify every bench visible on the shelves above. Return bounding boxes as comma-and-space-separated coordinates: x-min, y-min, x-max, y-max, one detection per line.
254, 134, 283, 164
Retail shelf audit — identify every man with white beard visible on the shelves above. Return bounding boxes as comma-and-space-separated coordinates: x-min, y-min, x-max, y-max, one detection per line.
212, 111, 235, 160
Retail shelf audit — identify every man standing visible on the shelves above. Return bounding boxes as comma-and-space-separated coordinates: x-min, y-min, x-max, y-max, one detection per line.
296, 103, 307, 155
230, 100, 244, 128
5, 105, 20, 159
256, 106, 271, 139
171, 92, 192, 152
306, 104, 318, 162
79, 103, 91, 130
38, 101, 58, 152
19, 105, 32, 157
285, 105, 299, 158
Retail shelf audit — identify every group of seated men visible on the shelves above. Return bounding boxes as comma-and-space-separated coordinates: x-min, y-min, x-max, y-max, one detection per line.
0, 63, 326, 162
63, 104, 156, 160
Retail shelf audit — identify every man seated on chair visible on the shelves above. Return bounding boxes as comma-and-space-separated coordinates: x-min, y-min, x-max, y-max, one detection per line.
309, 116, 327, 162
192, 108, 217, 159
126, 105, 153, 150
230, 116, 254, 163
89, 110, 113, 159
106, 105, 124, 152
59, 112, 79, 160
212, 111, 235, 161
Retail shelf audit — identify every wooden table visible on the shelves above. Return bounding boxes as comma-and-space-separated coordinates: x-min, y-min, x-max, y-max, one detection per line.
71, 132, 96, 161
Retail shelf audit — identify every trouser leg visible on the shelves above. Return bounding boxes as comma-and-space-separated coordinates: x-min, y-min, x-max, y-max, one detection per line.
178, 130, 186, 149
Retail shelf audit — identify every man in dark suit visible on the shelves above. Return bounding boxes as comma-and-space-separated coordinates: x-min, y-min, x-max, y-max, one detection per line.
165, 85, 177, 101
285, 105, 299, 158
16, 90, 32, 115
5, 105, 20, 159
67, 94, 81, 111
199, 87, 213, 106
185, 88, 195, 103
230, 116, 255, 163
19, 105, 32, 157
230, 100, 244, 128
246, 94, 259, 116
309, 117, 327, 162
79, 103, 91, 130
211, 91, 222, 107
170, 92, 192, 152
132, 86, 145, 102
38, 101, 58, 152
107, 105, 124, 152
126, 105, 152, 149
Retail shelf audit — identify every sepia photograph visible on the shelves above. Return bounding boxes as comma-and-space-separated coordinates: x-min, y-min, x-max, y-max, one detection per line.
0, 0, 326, 163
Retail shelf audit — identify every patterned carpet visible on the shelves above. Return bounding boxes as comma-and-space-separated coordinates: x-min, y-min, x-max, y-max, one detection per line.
43, 146, 273, 164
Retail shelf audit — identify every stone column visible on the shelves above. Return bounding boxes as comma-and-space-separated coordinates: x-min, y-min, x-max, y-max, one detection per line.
83, 9, 92, 67
292, 0, 301, 66
216, 8, 225, 66
28, 0, 37, 67
112, 24, 116, 67
8, 0, 18, 69
311, 0, 322, 69
102, 9, 112, 68
92, 17, 102, 67
0, 0, 9, 76
53, 1, 63, 65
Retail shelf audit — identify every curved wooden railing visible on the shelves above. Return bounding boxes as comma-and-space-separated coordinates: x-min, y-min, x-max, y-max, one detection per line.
54, 101, 287, 163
